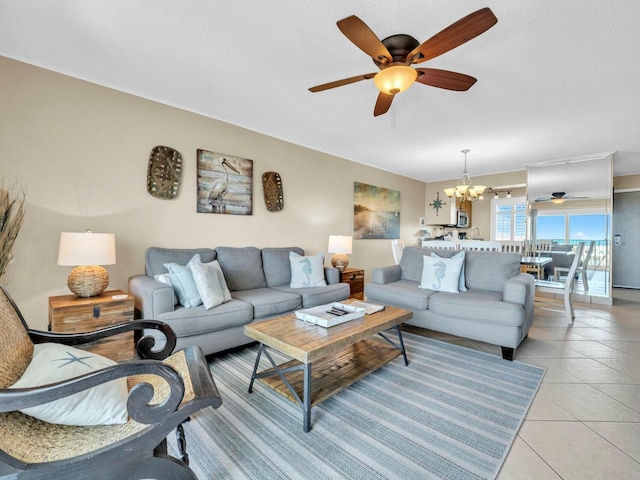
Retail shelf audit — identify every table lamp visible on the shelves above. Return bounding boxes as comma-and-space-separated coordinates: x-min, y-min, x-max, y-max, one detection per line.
328, 235, 352, 271
57, 230, 116, 297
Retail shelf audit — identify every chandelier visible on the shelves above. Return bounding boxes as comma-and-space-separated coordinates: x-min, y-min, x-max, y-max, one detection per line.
443, 149, 488, 202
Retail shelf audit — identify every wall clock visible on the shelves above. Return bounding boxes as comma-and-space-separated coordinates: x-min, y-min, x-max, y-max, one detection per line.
429, 191, 446, 216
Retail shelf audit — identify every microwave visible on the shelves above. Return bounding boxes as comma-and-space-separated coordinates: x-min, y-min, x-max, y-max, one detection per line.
456, 211, 469, 228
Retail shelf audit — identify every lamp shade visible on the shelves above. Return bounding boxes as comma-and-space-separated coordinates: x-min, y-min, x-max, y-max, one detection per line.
327, 235, 352, 271
327, 235, 352, 254
58, 231, 116, 297
57, 232, 116, 266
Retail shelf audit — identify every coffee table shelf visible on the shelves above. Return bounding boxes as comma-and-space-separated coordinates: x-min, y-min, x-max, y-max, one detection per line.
257, 338, 400, 407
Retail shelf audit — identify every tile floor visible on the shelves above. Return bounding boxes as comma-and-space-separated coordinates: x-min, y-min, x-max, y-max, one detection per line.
405, 288, 640, 479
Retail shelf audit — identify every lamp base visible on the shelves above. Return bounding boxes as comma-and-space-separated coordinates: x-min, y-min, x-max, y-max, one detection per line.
330, 253, 349, 272
67, 265, 109, 297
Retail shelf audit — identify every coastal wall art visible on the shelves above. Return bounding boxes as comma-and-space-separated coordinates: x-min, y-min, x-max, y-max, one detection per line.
353, 182, 400, 239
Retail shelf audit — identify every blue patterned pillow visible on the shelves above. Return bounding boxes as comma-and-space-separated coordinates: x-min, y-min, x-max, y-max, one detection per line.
289, 252, 326, 288
419, 255, 465, 293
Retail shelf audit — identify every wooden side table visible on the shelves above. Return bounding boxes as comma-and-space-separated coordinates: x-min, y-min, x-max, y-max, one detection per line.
339, 268, 364, 300
48, 289, 135, 362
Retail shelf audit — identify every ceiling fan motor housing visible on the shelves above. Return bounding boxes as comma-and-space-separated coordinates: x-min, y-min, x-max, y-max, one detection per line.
373, 34, 420, 68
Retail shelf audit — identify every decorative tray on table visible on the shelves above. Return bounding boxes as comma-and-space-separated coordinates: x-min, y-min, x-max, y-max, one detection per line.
295, 302, 365, 328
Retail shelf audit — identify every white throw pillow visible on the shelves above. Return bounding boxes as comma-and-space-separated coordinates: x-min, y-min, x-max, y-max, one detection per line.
11, 343, 128, 426
431, 250, 467, 292
164, 254, 203, 308
419, 254, 465, 293
289, 251, 327, 288
154, 273, 179, 305
190, 257, 232, 310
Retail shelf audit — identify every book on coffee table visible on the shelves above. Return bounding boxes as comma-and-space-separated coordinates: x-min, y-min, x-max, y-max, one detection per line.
295, 302, 365, 328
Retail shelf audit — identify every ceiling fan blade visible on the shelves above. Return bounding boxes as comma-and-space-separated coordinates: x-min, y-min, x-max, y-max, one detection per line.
535, 197, 553, 202
415, 68, 477, 91
374, 92, 394, 117
309, 73, 377, 92
337, 15, 392, 64
408, 7, 498, 64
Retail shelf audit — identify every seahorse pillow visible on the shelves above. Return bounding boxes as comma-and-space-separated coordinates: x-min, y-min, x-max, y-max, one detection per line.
431, 250, 467, 292
289, 252, 327, 288
419, 254, 465, 293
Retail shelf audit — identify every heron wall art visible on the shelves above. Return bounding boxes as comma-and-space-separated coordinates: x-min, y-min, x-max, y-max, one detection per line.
197, 149, 253, 215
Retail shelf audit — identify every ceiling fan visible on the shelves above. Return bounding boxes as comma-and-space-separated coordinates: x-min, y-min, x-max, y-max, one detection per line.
534, 192, 589, 204
308, 7, 498, 116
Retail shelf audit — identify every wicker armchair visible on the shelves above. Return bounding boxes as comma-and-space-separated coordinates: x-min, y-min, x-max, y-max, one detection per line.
0, 285, 222, 479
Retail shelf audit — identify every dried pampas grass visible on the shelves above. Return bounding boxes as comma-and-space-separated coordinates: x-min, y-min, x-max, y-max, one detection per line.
0, 179, 26, 279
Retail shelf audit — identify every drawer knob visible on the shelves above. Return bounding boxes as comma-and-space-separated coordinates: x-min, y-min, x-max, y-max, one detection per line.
93, 306, 101, 319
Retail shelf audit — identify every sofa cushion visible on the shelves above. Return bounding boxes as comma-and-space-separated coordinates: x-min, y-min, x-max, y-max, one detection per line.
464, 251, 521, 292
231, 288, 302, 319
419, 254, 464, 293
399, 246, 427, 282
145, 247, 216, 277
215, 247, 267, 291
428, 290, 525, 327
289, 252, 326, 288
156, 299, 253, 335
270, 283, 349, 308
262, 247, 304, 287
365, 279, 436, 311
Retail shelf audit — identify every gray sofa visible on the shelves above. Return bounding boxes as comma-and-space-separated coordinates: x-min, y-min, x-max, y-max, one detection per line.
128, 246, 350, 355
364, 246, 535, 360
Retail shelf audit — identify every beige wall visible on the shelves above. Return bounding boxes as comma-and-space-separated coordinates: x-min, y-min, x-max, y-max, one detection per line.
614, 173, 640, 190
0, 56, 425, 329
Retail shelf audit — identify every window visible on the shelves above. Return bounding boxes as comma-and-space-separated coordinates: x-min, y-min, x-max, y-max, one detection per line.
534, 208, 610, 271
534, 210, 608, 244
491, 197, 526, 241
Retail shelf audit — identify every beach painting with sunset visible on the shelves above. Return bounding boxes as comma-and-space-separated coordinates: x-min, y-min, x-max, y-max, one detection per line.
353, 182, 400, 239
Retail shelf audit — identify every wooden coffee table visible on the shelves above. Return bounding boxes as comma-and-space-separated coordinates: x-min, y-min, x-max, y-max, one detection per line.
245, 303, 412, 432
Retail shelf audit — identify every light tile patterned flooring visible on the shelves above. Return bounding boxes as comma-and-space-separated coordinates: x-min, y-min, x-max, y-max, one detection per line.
404, 288, 640, 479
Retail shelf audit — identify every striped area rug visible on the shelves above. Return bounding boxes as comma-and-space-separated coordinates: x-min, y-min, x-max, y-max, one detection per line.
168, 333, 544, 479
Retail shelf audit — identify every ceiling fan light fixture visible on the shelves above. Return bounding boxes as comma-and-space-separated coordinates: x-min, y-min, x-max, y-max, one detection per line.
551, 197, 565, 204
373, 66, 417, 95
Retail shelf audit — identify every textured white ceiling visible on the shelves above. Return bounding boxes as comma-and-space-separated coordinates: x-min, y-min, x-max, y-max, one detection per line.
1, 0, 639, 182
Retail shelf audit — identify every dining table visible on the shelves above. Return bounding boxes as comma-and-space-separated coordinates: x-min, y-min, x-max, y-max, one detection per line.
520, 256, 552, 280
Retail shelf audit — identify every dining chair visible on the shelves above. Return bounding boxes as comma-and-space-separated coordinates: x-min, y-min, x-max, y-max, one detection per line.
391, 239, 404, 264
521, 239, 552, 279
499, 240, 524, 254
553, 240, 596, 291
535, 242, 585, 324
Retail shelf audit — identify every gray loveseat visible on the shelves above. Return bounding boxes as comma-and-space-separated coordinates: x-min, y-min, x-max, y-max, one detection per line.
128, 246, 350, 356
364, 246, 535, 360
